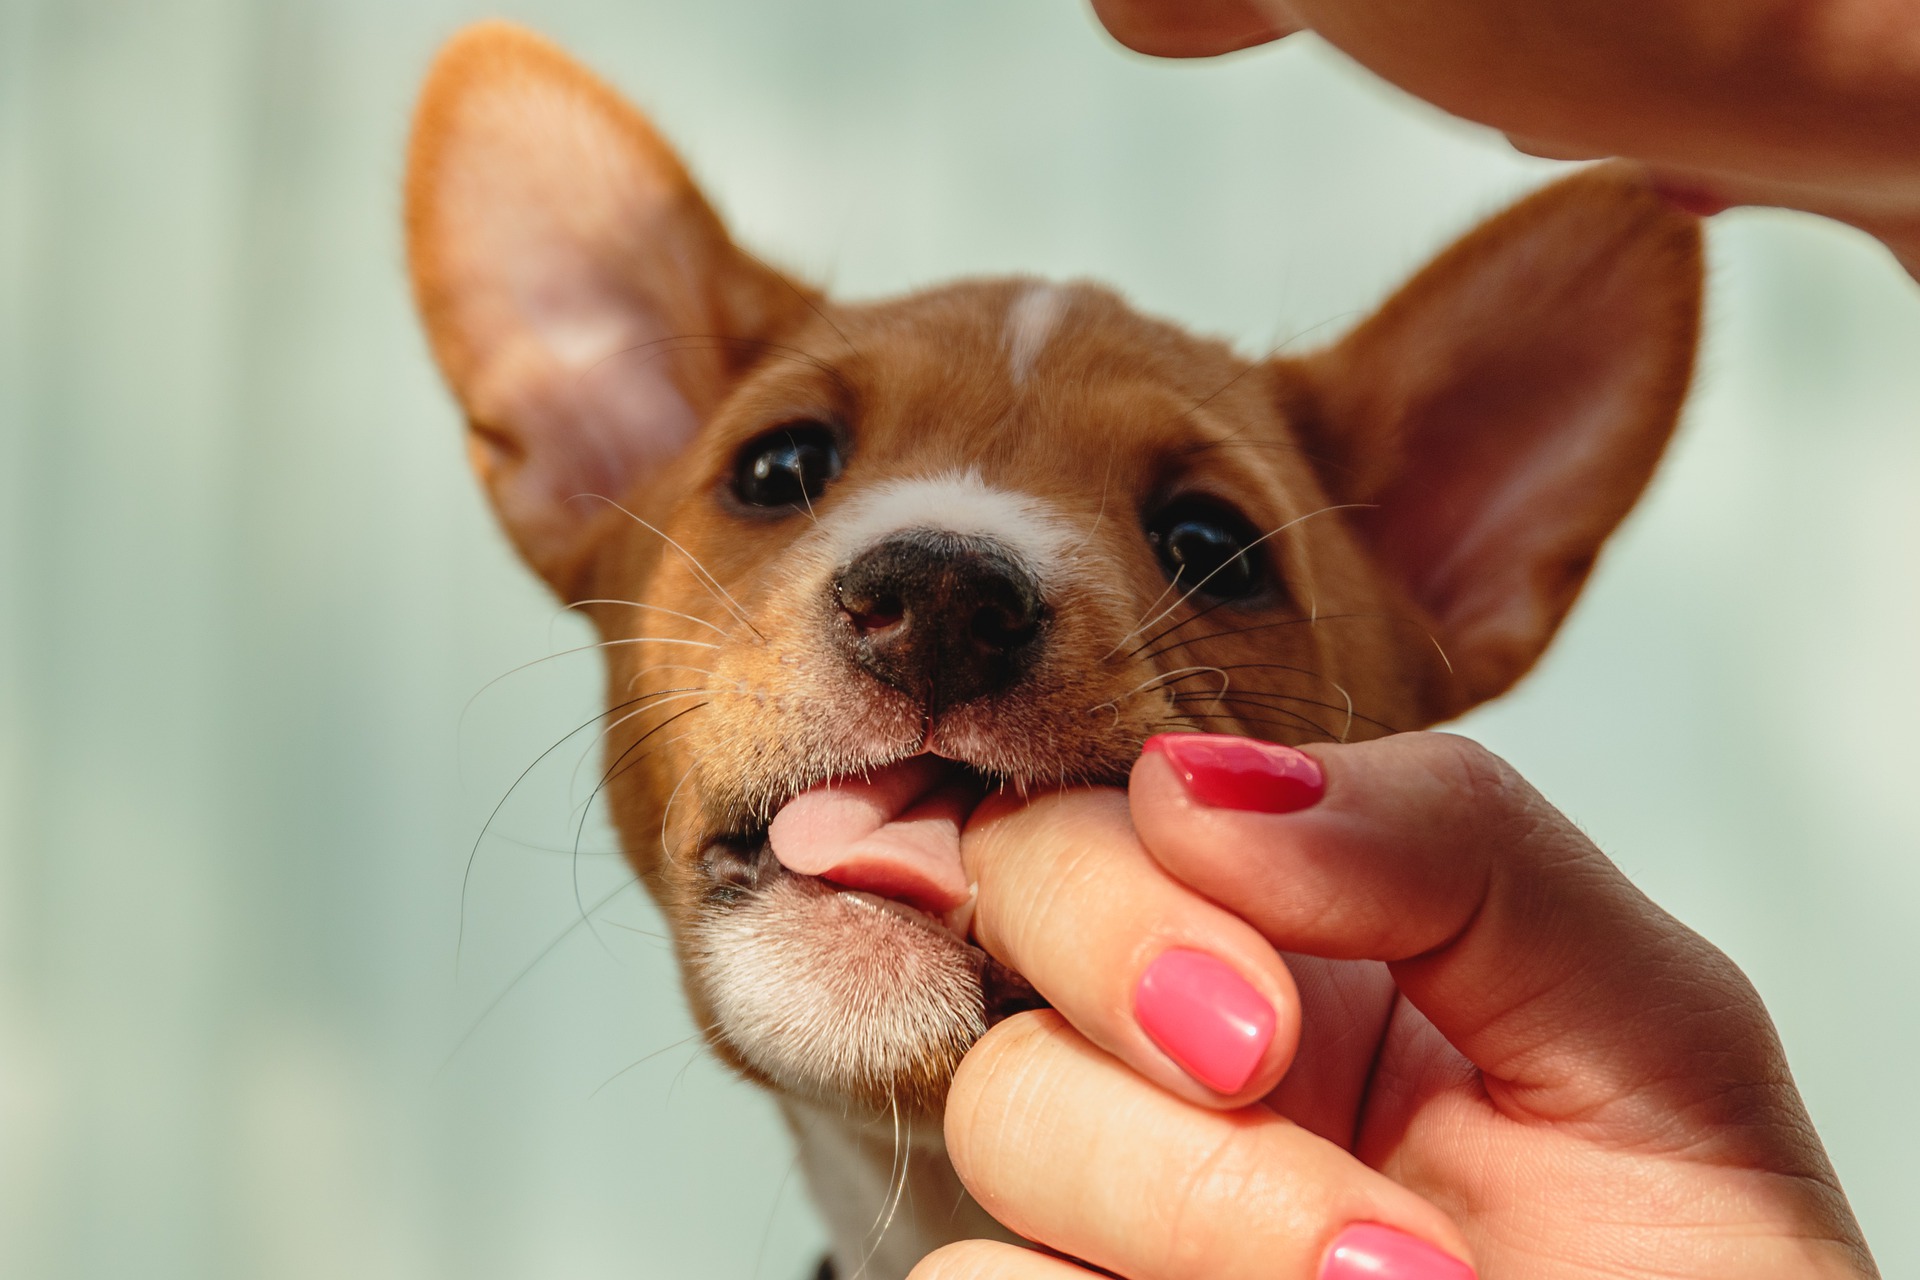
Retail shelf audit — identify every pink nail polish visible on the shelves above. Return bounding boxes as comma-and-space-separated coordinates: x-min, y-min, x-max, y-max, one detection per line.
1132, 948, 1275, 1094
1321, 1224, 1475, 1280
1144, 733, 1325, 813
1651, 179, 1731, 218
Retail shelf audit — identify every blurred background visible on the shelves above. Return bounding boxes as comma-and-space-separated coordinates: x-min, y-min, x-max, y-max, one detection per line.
3, 0, 1918, 1277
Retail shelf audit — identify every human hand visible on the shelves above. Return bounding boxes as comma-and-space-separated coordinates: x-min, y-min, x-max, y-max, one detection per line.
1087, 0, 1920, 277
916, 732, 1878, 1279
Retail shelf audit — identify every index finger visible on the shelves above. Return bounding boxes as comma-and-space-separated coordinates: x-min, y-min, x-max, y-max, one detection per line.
960, 787, 1302, 1109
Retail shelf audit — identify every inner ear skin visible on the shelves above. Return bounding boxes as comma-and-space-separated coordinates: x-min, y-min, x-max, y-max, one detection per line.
1267, 167, 1703, 719
404, 22, 826, 600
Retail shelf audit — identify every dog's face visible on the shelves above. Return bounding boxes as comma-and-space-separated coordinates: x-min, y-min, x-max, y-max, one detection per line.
407, 25, 1701, 1118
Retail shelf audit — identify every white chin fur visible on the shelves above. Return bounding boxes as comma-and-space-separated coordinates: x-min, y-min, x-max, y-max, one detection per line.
689, 875, 986, 1107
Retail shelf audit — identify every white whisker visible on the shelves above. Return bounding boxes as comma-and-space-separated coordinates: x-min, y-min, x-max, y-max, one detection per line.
569, 689, 715, 799
1092, 665, 1232, 721
851, 1092, 910, 1280
458, 638, 716, 734
573, 494, 766, 642
1064, 446, 1118, 560
1106, 566, 1185, 659
659, 760, 700, 866
565, 598, 732, 636
1126, 502, 1372, 653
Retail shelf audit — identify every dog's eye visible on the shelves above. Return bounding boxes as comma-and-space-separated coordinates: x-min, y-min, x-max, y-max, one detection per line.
1145, 497, 1267, 601
733, 424, 843, 509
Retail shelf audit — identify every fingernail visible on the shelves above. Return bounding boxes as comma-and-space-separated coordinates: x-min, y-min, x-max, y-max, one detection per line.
1144, 733, 1324, 813
1651, 179, 1730, 218
946, 882, 978, 940
1320, 1224, 1476, 1280
1133, 948, 1275, 1094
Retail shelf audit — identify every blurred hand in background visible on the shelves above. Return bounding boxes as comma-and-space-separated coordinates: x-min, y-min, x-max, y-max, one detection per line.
1089, 0, 1920, 276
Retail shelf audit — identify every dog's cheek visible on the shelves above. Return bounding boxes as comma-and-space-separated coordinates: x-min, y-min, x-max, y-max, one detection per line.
1044, 577, 1183, 764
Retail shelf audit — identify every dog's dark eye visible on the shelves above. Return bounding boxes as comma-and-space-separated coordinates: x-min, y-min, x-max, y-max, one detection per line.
733, 423, 843, 509
1145, 497, 1267, 601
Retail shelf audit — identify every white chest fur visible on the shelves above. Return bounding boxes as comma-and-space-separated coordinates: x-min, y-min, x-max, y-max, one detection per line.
780, 1098, 1021, 1280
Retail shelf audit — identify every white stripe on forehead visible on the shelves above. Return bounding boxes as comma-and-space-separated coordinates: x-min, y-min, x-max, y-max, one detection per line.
1003, 283, 1071, 386
823, 471, 1077, 580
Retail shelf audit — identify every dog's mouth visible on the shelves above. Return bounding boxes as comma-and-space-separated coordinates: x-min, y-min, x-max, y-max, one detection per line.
766, 754, 989, 934
704, 754, 1003, 937
697, 753, 1063, 1039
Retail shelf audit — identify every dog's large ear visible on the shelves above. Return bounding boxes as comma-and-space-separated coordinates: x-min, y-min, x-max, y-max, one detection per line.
406, 23, 812, 594
1276, 166, 1703, 719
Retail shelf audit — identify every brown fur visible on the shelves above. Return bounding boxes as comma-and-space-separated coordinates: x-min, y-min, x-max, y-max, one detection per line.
405, 18, 1701, 1125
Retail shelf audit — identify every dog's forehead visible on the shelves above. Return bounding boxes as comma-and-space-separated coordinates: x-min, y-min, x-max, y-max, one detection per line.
829, 277, 1236, 385
764, 278, 1265, 473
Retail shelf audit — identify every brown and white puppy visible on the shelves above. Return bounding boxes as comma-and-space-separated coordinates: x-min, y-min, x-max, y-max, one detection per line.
405, 23, 1702, 1278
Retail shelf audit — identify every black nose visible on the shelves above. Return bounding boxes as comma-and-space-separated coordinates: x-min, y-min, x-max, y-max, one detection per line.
834, 532, 1047, 711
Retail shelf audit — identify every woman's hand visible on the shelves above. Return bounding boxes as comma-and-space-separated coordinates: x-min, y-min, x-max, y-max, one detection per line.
1087, 0, 1920, 277
919, 732, 1878, 1279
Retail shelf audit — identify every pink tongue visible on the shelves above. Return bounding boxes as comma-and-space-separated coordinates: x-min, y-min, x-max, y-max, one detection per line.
768, 757, 979, 917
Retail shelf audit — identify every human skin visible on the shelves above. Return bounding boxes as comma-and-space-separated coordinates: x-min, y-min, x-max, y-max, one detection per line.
1087, 0, 1920, 277
915, 734, 1879, 1279
903, 12, 1907, 1270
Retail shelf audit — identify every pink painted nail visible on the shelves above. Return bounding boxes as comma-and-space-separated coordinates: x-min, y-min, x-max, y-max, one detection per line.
1143, 733, 1325, 814
1651, 179, 1731, 218
1132, 948, 1275, 1094
1321, 1224, 1476, 1280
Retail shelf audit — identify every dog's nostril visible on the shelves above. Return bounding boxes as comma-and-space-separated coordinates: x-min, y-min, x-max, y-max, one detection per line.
970, 600, 1040, 651
837, 579, 906, 634
833, 531, 1048, 710
846, 594, 905, 636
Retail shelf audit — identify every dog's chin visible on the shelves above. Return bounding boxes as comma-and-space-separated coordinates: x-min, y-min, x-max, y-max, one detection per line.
687, 863, 1043, 1119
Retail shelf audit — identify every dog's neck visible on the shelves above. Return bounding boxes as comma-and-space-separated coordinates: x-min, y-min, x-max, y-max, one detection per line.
781, 1098, 1019, 1279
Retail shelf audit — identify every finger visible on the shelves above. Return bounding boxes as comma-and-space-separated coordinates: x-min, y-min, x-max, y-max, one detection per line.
1086, 0, 1298, 58
1503, 132, 1609, 162
1283, 0, 1920, 189
1129, 732, 1776, 1109
946, 1010, 1475, 1280
1622, 159, 1920, 281
1260, 951, 1396, 1134
909, 1240, 1095, 1280
960, 788, 1299, 1106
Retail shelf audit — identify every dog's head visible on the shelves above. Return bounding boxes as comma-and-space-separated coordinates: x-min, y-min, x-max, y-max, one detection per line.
406, 24, 1701, 1118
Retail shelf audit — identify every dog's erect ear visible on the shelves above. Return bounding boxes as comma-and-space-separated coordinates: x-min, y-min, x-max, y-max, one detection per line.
406, 23, 812, 594
1277, 166, 1703, 718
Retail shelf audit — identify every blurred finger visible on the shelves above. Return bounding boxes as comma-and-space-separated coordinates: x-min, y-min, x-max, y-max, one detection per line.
1087, 0, 1297, 58
909, 1240, 1096, 1280
1503, 132, 1609, 162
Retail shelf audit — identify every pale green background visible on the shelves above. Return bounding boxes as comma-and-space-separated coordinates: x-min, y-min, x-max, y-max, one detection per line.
3, 1, 1917, 1277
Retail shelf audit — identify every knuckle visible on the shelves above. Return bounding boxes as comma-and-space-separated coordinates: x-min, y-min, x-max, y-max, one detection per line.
1416, 732, 1593, 861
1415, 732, 1528, 811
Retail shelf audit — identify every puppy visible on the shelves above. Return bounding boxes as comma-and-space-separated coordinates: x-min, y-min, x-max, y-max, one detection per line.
405, 23, 1702, 1279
